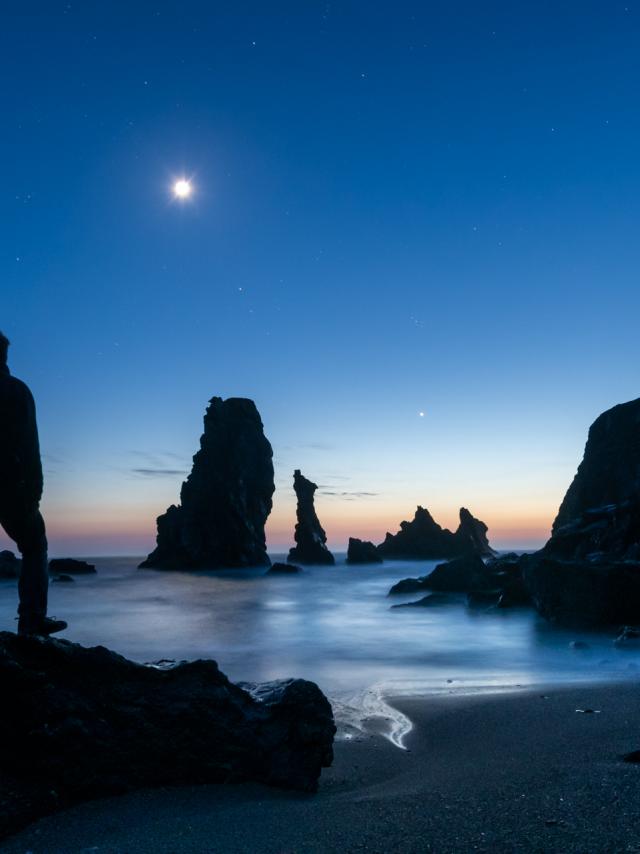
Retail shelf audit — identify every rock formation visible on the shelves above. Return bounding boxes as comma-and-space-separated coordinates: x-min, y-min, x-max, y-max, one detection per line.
377, 506, 496, 560
543, 397, 640, 561
287, 470, 334, 565
49, 558, 96, 575
346, 538, 383, 564
388, 552, 530, 607
140, 397, 275, 569
523, 397, 640, 626
268, 562, 301, 574
0, 632, 335, 840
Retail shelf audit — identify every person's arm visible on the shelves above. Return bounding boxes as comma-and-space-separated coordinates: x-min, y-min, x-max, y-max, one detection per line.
15, 382, 44, 503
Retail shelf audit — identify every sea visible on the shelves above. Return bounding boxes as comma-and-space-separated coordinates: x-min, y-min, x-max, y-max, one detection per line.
2, 554, 638, 748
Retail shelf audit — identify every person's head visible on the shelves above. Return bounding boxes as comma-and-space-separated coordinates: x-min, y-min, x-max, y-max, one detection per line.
0, 331, 9, 366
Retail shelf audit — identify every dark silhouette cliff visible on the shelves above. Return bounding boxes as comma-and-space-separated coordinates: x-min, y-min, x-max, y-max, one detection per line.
377, 506, 495, 560
287, 470, 334, 565
140, 397, 275, 569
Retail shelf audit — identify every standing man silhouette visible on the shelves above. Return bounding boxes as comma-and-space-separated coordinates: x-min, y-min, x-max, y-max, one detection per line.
0, 332, 66, 636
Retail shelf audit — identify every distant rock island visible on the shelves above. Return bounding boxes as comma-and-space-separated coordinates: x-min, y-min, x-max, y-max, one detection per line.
287, 470, 335, 565
140, 397, 275, 569
346, 538, 382, 564
377, 505, 496, 560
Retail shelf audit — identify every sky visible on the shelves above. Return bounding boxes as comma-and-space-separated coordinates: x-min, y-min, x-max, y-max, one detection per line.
1, 1, 640, 556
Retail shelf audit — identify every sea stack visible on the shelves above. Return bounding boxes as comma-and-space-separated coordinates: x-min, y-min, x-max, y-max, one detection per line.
140, 397, 275, 569
287, 470, 335, 565
523, 396, 640, 626
377, 506, 495, 560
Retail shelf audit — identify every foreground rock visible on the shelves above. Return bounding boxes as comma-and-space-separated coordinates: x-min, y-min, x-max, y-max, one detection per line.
523, 397, 640, 626
378, 506, 496, 560
49, 558, 96, 575
0, 551, 20, 579
0, 632, 335, 840
140, 397, 275, 569
346, 538, 382, 564
287, 470, 335, 565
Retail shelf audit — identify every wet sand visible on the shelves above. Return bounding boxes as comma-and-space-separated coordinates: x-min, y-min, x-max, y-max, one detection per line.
3, 681, 640, 853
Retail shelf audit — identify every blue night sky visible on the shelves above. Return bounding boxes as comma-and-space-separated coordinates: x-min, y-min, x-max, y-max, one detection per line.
2, 1, 639, 555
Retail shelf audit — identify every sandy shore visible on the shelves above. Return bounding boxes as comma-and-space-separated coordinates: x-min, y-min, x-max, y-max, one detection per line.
3, 681, 640, 853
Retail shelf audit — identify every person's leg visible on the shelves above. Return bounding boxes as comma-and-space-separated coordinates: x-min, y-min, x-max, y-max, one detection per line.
0, 501, 49, 624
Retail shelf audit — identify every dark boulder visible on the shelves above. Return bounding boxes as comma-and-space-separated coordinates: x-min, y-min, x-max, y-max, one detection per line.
49, 558, 96, 575
391, 593, 455, 609
268, 562, 301, 574
140, 398, 275, 569
287, 470, 334, 565
422, 554, 489, 592
346, 538, 383, 564
51, 574, 75, 584
377, 506, 495, 560
0, 550, 20, 579
522, 556, 640, 628
0, 632, 335, 840
388, 575, 431, 595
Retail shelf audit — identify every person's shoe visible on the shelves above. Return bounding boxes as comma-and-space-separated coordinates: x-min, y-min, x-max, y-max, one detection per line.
17, 616, 68, 637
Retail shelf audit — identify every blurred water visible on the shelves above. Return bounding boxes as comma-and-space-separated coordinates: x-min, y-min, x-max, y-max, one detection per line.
1, 555, 638, 746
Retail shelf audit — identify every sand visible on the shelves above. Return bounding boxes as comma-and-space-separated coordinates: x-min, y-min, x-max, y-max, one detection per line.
3, 681, 640, 853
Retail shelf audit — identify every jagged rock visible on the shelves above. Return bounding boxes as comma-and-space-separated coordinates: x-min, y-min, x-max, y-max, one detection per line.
49, 558, 96, 575
268, 562, 301, 574
0, 632, 335, 840
388, 575, 431, 595
287, 470, 334, 565
522, 555, 640, 627
422, 554, 489, 592
140, 398, 275, 570
51, 574, 75, 584
0, 550, 20, 579
543, 397, 640, 561
523, 398, 640, 626
346, 538, 383, 564
390, 593, 455, 609
377, 506, 496, 560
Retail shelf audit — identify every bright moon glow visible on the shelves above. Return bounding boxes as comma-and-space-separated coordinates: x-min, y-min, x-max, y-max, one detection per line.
172, 179, 193, 199
419, 411, 425, 417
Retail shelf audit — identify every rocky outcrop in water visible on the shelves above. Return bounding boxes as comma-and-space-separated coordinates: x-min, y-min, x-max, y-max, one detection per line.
0, 632, 335, 840
140, 398, 275, 569
49, 558, 96, 575
389, 552, 530, 608
377, 506, 496, 560
346, 538, 382, 564
523, 397, 640, 626
268, 562, 301, 574
287, 470, 334, 565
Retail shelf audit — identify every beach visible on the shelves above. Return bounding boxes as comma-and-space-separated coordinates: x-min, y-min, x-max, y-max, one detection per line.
3, 680, 640, 853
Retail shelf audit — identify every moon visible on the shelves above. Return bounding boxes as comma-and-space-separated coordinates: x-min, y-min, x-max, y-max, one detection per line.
172, 178, 193, 200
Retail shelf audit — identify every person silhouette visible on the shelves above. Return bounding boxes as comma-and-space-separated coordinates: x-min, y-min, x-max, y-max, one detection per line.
0, 332, 66, 636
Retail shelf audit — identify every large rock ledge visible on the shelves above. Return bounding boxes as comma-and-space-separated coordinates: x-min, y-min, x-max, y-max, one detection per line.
0, 633, 335, 840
